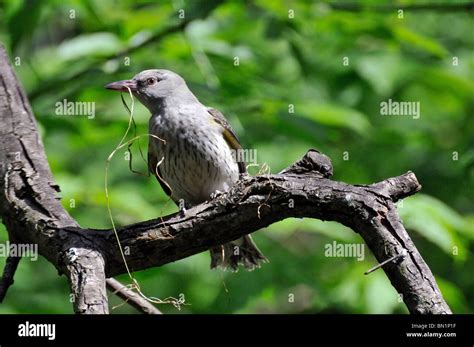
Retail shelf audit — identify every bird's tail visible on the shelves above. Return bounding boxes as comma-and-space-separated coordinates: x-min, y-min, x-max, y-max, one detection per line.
210, 235, 267, 272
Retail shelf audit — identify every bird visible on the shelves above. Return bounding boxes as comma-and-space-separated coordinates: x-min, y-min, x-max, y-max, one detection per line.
105, 69, 267, 271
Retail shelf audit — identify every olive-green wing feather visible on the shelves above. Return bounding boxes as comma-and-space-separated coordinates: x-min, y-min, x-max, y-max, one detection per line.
148, 142, 172, 197
207, 108, 246, 174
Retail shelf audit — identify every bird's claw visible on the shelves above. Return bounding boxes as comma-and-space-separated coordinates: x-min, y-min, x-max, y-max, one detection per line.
210, 190, 224, 200
179, 204, 187, 218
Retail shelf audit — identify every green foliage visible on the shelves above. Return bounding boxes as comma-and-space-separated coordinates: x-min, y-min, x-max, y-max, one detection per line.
0, 0, 472, 314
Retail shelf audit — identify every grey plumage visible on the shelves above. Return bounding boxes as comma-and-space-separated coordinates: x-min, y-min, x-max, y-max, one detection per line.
105, 69, 267, 271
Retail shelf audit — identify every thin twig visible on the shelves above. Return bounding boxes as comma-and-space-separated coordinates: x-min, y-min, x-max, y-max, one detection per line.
106, 278, 162, 314
364, 249, 408, 275
0, 255, 21, 302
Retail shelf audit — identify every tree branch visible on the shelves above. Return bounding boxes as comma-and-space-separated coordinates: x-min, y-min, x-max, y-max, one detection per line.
106, 278, 162, 314
0, 255, 21, 302
0, 44, 106, 313
0, 44, 451, 314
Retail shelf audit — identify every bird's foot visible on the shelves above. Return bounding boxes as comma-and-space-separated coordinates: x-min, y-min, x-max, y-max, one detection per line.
210, 190, 224, 200
178, 200, 187, 218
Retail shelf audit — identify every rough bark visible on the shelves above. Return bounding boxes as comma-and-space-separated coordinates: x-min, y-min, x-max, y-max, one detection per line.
0, 44, 451, 314
0, 44, 109, 313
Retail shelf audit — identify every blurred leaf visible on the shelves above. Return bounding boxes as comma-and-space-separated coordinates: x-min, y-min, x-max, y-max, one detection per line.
6, 0, 45, 51
355, 53, 414, 96
57, 32, 122, 60
419, 67, 474, 98
364, 271, 400, 314
437, 277, 469, 313
297, 102, 372, 136
264, 218, 357, 242
392, 26, 449, 58
400, 194, 472, 259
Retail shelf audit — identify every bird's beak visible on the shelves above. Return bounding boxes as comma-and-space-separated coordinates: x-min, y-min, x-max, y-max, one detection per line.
104, 79, 138, 92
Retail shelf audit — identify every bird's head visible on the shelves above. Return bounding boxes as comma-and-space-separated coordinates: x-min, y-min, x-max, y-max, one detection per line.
105, 69, 188, 110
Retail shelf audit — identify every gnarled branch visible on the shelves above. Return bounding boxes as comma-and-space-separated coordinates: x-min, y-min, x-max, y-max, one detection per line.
0, 44, 451, 314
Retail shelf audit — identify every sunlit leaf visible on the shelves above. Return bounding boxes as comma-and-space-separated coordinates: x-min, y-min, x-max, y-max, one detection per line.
297, 102, 372, 136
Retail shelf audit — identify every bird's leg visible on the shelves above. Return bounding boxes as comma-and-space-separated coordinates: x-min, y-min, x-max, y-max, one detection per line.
178, 199, 187, 218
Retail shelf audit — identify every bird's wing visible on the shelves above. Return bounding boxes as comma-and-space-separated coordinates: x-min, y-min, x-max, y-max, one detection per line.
148, 141, 172, 197
207, 107, 246, 174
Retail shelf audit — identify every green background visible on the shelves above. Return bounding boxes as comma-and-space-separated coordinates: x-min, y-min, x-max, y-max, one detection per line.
0, 0, 473, 313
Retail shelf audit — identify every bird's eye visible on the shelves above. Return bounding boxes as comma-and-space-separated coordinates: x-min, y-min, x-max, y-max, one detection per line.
146, 78, 156, 85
